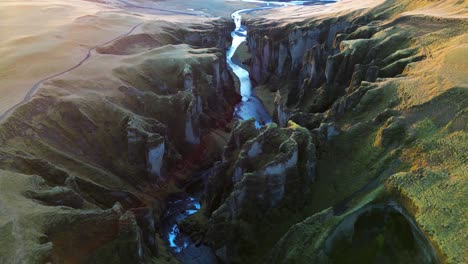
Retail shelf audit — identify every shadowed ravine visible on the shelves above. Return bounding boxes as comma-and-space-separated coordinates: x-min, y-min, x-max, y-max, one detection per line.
162, 1, 333, 261
160, 4, 279, 260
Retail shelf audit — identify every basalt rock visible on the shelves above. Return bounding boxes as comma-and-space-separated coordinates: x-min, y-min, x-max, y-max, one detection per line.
126, 116, 176, 183
83, 209, 148, 264
0, 18, 237, 262
328, 82, 376, 120
244, 13, 421, 129
203, 119, 317, 262
247, 19, 351, 106
129, 207, 159, 256
365, 65, 380, 82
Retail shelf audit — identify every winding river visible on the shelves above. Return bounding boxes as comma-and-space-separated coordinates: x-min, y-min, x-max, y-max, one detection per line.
227, 6, 273, 128
227, 0, 334, 128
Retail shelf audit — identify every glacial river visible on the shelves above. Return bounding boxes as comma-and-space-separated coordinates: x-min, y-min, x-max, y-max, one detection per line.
227, 6, 273, 128
227, 0, 335, 128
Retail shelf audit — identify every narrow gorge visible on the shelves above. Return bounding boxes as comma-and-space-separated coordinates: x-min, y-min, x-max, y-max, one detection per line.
0, 0, 466, 264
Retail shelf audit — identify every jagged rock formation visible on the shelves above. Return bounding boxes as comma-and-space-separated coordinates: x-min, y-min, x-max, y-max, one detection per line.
199, 119, 316, 261
247, 12, 427, 117
0, 18, 235, 263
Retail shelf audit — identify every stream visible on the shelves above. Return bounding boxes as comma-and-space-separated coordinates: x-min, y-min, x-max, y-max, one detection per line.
162, 194, 218, 264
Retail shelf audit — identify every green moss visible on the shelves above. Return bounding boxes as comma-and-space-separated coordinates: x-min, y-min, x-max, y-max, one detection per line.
0, 222, 16, 262
341, 38, 374, 57
383, 47, 418, 65
387, 169, 467, 264
374, 116, 406, 148
178, 207, 209, 242
338, 81, 399, 127
380, 54, 426, 78
387, 98, 467, 263
255, 85, 277, 116
412, 118, 438, 139
150, 236, 180, 264
328, 205, 434, 264
307, 119, 400, 213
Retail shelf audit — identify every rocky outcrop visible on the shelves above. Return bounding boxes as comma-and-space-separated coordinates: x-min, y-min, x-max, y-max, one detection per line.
146, 136, 166, 179
126, 116, 173, 183
1, 0, 464, 262
129, 207, 160, 257
244, 12, 425, 126
201, 119, 317, 262
247, 19, 352, 108
185, 95, 203, 145
327, 82, 376, 119
64, 176, 143, 210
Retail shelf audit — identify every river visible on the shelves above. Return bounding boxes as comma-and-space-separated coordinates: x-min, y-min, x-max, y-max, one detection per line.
227, 6, 273, 128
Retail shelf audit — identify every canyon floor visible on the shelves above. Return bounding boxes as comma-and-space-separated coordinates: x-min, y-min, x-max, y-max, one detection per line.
0, 0, 467, 263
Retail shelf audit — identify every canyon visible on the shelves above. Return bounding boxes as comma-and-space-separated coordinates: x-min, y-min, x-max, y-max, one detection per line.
0, 0, 466, 263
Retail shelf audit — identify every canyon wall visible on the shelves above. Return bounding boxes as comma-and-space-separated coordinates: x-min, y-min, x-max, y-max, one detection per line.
0, 19, 235, 263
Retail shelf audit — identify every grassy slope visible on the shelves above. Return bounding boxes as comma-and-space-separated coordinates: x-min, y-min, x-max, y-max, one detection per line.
309, 1, 468, 262
249, 0, 467, 262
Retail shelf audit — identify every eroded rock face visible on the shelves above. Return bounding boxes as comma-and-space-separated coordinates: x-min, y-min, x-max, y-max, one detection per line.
202, 119, 317, 261
24, 186, 85, 209
180, 11, 428, 263
127, 116, 171, 183
248, 20, 351, 109
146, 137, 165, 179
0, 18, 235, 263
374, 116, 406, 148
244, 12, 425, 124
185, 95, 203, 145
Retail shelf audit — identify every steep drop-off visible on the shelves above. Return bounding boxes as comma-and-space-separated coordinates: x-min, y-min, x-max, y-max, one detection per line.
0, 0, 466, 263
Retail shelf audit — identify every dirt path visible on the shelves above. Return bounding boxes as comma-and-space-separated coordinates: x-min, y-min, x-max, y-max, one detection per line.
0, 22, 144, 123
